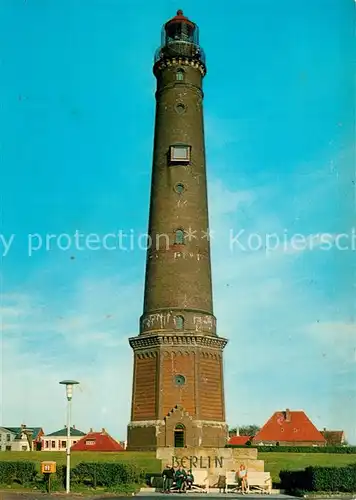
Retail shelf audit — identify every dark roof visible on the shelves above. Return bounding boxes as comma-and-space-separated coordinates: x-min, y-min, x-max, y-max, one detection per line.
320, 430, 345, 445
3, 427, 43, 440
47, 426, 86, 437
253, 410, 326, 443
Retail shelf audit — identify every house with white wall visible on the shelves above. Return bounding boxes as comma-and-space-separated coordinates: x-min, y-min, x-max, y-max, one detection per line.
0, 425, 44, 451
0, 427, 17, 451
41, 426, 86, 451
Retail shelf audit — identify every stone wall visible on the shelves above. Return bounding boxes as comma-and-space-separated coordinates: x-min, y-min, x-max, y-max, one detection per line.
157, 447, 265, 486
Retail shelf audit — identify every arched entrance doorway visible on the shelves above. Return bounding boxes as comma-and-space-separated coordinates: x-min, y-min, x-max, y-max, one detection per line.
174, 423, 185, 448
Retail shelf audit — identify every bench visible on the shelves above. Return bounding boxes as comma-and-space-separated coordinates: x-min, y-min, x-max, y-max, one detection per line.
247, 472, 272, 494
226, 471, 240, 492
226, 470, 272, 494
189, 469, 210, 493
169, 470, 209, 493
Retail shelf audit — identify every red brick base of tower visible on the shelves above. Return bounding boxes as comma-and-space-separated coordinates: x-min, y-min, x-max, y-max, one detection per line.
126, 334, 228, 451
127, 412, 228, 451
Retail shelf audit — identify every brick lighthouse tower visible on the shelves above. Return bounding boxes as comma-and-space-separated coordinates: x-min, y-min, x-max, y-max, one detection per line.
127, 10, 228, 451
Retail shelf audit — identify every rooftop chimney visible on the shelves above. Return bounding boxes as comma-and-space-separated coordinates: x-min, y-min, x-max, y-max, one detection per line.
73, 425, 76, 429
285, 409, 291, 422
102, 428, 106, 434
90, 427, 93, 432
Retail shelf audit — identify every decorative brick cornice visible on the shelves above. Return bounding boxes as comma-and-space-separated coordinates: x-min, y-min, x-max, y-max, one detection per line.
154, 57, 206, 77
129, 333, 228, 351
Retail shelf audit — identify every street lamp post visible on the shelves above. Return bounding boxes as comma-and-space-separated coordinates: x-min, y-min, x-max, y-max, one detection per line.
59, 380, 79, 494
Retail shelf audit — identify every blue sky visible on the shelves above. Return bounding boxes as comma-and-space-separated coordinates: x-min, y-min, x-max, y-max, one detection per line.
1, 0, 355, 444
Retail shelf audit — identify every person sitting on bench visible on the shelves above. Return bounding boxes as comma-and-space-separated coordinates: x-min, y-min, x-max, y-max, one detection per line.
174, 466, 187, 493
186, 469, 194, 490
162, 463, 175, 493
237, 464, 248, 494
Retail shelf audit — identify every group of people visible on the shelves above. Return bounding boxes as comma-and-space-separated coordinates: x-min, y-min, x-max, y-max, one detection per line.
161, 463, 248, 494
161, 464, 194, 493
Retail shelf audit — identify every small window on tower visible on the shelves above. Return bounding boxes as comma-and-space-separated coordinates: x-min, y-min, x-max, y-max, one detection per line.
175, 229, 185, 245
169, 144, 191, 164
175, 316, 184, 329
176, 68, 184, 81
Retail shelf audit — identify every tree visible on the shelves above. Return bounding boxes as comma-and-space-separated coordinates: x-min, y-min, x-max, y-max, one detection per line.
238, 425, 260, 437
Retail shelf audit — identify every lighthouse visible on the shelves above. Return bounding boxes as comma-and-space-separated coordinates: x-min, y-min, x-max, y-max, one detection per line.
127, 10, 228, 450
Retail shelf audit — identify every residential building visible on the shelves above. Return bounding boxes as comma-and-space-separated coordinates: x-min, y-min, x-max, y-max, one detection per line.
41, 426, 86, 451
71, 428, 124, 452
253, 408, 327, 446
320, 429, 346, 446
0, 425, 44, 451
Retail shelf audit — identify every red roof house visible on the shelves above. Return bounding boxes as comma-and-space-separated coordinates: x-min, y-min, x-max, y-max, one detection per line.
253, 409, 327, 447
228, 435, 250, 446
71, 428, 124, 452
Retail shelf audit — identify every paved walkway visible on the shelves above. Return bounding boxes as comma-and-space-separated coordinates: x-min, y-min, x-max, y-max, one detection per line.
136, 494, 296, 499
0, 491, 298, 500
0, 494, 131, 500
0, 495, 296, 500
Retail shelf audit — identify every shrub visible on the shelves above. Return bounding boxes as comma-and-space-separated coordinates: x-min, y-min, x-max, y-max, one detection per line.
280, 464, 356, 493
279, 469, 312, 491
0, 461, 37, 485
51, 464, 66, 491
308, 465, 356, 492
71, 462, 145, 488
226, 445, 356, 454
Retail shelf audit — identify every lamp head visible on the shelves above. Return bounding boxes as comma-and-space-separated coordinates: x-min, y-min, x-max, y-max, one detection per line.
59, 380, 79, 401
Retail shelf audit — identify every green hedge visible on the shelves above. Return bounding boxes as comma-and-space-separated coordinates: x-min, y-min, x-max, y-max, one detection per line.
0, 461, 37, 485
280, 464, 356, 493
71, 462, 145, 488
226, 445, 356, 454
0, 461, 145, 491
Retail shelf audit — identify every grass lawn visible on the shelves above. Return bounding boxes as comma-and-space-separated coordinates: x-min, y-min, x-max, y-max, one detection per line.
0, 451, 355, 485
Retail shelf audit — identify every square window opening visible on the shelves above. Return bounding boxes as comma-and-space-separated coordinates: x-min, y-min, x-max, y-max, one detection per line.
169, 145, 191, 164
